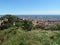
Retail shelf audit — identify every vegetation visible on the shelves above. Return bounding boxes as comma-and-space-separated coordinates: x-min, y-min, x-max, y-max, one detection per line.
0, 27, 60, 45
46, 24, 60, 30
0, 15, 60, 45
0, 15, 33, 31
21, 20, 33, 31
0, 15, 20, 30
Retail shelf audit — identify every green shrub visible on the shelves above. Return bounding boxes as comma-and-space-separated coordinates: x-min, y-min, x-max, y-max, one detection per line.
35, 25, 45, 29
21, 20, 33, 31
0, 15, 21, 30
47, 24, 60, 30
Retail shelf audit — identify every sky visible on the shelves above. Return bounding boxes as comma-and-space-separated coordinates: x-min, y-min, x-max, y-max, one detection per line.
0, 0, 60, 15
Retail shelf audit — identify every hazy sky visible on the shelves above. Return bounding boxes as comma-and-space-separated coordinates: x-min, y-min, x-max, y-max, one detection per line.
0, 0, 60, 15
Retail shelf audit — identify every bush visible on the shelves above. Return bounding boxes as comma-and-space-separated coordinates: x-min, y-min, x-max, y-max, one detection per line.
15, 21, 23, 27
46, 24, 60, 30
1, 15, 19, 23
56, 24, 60, 30
35, 25, 45, 29
0, 15, 21, 30
21, 20, 33, 31
0, 23, 12, 30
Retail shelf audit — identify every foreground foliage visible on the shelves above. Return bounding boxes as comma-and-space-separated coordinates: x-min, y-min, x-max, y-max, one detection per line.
0, 27, 60, 45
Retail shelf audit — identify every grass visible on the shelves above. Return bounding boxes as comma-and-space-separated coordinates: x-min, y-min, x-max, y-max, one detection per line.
0, 27, 60, 45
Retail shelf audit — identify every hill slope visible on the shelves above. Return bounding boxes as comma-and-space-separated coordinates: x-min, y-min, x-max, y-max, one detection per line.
0, 27, 60, 45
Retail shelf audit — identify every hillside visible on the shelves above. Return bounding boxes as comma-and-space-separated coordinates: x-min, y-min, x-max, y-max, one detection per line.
0, 27, 60, 45
0, 15, 60, 45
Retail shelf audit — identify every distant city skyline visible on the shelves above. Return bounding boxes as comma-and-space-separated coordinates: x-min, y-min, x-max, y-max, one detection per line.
0, 0, 60, 15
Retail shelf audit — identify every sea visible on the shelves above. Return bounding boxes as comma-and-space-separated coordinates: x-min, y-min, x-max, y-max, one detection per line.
15, 15, 60, 19
0, 15, 60, 19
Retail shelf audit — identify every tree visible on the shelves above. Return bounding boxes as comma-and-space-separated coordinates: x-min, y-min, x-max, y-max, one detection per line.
1, 15, 19, 24
0, 15, 21, 30
21, 20, 33, 31
15, 21, 23, 27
